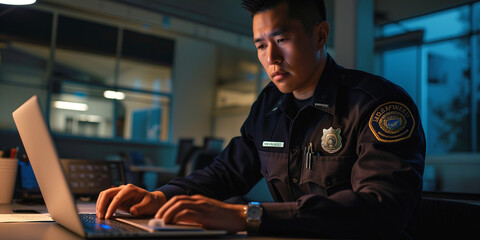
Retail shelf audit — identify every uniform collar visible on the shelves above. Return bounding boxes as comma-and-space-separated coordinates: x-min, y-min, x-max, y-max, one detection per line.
276, 54, 342, 116
311, 54, 343, 115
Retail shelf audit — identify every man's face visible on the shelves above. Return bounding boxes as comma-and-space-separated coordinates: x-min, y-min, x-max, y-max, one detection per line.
252, 2, 326, 98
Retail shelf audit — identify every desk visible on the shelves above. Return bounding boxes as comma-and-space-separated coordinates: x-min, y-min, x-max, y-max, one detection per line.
0, 202, 323, 240
129, 165, 179, 175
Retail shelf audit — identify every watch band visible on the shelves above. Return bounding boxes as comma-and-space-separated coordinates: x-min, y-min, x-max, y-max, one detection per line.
246, 202, 263, 235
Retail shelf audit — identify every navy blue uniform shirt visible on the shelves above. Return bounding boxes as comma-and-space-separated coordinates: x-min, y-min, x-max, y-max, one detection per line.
158, 55, 426, 239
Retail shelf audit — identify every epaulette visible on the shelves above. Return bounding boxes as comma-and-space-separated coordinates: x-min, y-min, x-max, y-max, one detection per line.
339, 69, 406, 101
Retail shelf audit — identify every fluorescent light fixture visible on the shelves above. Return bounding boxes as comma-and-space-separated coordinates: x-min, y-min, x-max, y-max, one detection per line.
78, 114, 102, 122
53, 101, 88, 111
0, 0, 36, 5
103, 90, 125, 100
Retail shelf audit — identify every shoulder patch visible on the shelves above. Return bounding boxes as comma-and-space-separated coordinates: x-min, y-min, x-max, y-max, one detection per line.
368, 101, 415, 142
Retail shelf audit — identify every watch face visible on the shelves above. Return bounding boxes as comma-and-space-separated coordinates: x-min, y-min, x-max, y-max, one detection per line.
249, 208, 260, 218
247, 203, 262, 220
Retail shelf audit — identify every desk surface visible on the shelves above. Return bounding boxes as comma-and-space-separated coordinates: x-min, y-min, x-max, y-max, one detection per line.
0, 202, 323, 240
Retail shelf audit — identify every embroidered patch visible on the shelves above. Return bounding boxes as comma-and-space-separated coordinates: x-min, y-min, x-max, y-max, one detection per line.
369, 101, 415, 142
321, 127, 342, 153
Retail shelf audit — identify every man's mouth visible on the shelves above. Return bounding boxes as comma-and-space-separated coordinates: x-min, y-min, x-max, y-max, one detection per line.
272, 71, 289, 81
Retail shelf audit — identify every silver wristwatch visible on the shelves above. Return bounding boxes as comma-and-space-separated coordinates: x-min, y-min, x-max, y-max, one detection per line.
246, 202, 263, 235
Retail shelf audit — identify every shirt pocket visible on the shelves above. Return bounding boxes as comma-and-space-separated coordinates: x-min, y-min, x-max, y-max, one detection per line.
258, 150, 288, 183
300, 155, 356, 189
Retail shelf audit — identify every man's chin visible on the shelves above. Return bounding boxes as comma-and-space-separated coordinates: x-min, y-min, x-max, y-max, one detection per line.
277, 86, 294, 93
274, 84, 294, 94
277, 88, 294, 94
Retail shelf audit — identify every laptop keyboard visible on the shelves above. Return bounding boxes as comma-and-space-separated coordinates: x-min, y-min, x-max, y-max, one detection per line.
80, 214, 143, 233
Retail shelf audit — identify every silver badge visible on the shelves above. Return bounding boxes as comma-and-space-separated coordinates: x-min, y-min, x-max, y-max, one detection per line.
321, 127, 342, 153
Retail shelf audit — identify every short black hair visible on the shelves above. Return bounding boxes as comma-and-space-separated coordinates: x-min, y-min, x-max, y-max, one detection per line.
241, 0, 327, 34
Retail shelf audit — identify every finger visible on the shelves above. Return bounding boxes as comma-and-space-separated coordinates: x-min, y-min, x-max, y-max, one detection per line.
160, 199, 204, 224
96, 191, 103, 211
189, 194, 206, 200
96, 191, 105, 218
171, 208, 203, 225
130, 195, 154, 216
155, 195, 190, 219
105, 184, 136, 219
96, 187, 122, 219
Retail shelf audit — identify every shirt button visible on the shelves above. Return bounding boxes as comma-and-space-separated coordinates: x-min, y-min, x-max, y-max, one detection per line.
325, 177, 332, 186
291, 178, 298, 184
291, 148, 298, 155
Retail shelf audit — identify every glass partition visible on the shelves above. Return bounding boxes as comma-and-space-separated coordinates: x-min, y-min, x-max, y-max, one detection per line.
50, 83, 114, 138
0, 6, 175, 143
377, 3, 480, 194
118, 59, 172, 93
120, 90, 171, 142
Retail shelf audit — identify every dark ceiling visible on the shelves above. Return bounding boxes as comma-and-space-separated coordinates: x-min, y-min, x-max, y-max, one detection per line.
113, 0, 252, 36
111, 0, 477, 36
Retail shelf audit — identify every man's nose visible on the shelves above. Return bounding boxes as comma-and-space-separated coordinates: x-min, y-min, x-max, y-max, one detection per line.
267, 45, 283, 65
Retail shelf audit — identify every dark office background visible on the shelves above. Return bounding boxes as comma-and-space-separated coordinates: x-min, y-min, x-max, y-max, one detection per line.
0, 0, 479, 197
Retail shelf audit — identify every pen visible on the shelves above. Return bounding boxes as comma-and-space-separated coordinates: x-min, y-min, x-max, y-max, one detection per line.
309, 143, 313, 169
304, 143, 321, 170
305, 143, 313, 170
304, 146, 308, 169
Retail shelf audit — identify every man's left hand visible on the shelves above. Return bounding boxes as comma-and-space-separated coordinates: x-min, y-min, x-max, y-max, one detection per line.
155, 195, 247, 233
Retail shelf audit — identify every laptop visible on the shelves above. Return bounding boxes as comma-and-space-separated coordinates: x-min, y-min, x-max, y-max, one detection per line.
12, 95, 227, 238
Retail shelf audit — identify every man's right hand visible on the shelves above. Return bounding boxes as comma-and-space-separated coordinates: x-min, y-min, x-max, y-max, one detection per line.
96, 184, 167, 219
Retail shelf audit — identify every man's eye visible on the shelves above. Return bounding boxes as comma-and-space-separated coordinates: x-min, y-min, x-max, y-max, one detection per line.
257, 44, 265, 50
277, 38, 287, 43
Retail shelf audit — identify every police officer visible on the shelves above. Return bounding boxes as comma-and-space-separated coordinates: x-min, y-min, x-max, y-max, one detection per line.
96, 0, 425, 238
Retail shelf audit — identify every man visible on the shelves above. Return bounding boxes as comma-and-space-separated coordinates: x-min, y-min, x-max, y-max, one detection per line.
96, 0, 425, 238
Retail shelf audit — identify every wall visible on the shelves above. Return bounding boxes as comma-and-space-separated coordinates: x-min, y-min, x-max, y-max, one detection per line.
425, 154, 480, 193
375, 0, 477, 25
0, 87, 48, 129
172, 37, 217, 145
214, 112, 249, 146
333, 0, 374, 72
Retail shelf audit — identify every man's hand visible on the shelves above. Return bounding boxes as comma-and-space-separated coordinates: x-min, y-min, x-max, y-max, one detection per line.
155, 195, 247, 233
96, 184, 167, 219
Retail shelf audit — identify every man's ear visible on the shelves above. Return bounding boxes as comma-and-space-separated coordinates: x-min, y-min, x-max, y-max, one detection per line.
315, 21, 329, 50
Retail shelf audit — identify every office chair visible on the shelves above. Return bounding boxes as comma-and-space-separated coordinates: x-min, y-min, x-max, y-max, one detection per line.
118, 152, 145, 189
175, 138, 195, 167
176, 137, 224, 177
202, 137, 224, 151
411, 198, 480, 239
183, 149, 221, 176
175, 138, 199, 177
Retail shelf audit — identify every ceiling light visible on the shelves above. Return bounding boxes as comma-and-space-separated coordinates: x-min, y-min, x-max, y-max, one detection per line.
104, 90, 125, 100
0, 0, 36, 5
53, 101, 88, 111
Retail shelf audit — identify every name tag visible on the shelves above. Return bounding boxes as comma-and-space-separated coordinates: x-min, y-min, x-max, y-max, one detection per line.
262, 141, 284, 148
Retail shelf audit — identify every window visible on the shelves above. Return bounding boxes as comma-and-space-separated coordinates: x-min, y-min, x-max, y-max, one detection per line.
0, 6, 175, 143
50, 82, 114, 138
120, 90, 171, 142
426, 38, 471, 153
376, 3, 480, 194
0, 6, 51, 129
380, 5, 470, 42
119, 30, 173, 93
